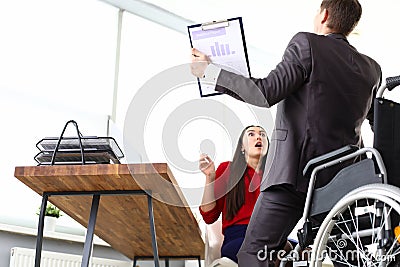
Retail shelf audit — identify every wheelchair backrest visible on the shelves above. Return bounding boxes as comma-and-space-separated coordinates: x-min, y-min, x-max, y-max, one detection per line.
373, 97, 400, 188
310, 158, 382, 220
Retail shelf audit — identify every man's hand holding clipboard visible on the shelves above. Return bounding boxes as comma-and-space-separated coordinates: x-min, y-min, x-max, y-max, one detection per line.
188, 17, 251, 97
190, 48, 211, 79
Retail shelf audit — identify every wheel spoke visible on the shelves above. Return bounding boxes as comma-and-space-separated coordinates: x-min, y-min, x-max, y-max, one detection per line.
312, 186, 400, 267
329, 214, 369, 266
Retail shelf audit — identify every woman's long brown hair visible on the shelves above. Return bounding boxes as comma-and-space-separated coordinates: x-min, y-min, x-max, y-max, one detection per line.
224, 125, 268, 221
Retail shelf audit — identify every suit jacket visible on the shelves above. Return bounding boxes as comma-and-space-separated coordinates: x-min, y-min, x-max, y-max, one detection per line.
215, 32, 382, 192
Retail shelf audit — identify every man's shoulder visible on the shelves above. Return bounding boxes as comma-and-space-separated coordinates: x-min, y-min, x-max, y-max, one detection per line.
357, 50, 381, 70
294, 31, 314, 37
286, 32, 316, 48
292, 31, 315, 39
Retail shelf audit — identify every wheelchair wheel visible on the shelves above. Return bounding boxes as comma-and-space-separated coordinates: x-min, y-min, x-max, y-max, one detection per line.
310, 184, 400, 267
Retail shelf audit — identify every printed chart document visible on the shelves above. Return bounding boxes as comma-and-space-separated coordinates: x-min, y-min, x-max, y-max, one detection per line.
188, 17, 251, 97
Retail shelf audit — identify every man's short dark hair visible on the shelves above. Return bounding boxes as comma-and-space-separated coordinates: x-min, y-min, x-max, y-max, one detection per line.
321, 0, 362, 36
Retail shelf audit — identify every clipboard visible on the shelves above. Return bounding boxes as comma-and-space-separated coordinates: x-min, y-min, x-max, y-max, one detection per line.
188, 17, 251, 97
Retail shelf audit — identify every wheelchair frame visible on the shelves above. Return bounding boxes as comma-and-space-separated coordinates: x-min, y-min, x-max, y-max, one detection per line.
279, 75, 400, 267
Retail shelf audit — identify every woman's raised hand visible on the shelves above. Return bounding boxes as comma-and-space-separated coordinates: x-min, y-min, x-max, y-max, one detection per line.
199, 153, 215, 179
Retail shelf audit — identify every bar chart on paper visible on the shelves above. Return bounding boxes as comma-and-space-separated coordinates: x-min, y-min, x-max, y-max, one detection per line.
189, 18, 249, 77
209, 42, 236, 57
188, 17, 250, 96
207, 39, 247, 77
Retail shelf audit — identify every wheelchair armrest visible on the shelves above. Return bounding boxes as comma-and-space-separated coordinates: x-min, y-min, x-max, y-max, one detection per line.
303, 145, 359, 178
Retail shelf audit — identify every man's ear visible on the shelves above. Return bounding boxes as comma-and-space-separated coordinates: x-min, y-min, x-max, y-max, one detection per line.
321, 8, 329, 24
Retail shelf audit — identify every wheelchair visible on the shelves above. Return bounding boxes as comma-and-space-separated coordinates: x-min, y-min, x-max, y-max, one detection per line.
280, 75, 400, 267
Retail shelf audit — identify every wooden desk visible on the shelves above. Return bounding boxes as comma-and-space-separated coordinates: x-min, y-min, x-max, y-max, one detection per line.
14, 163, 204, 267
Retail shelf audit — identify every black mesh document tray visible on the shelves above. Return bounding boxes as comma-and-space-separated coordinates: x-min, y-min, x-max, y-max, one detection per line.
35, 136, 124, 165
34, 120, 124, 166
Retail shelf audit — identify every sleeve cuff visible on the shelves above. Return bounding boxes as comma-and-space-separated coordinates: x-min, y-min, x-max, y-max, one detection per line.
199, 205, 220, 224
201, 64, 221, 83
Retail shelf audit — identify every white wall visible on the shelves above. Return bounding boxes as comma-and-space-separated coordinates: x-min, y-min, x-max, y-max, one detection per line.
0, 0, 117, 227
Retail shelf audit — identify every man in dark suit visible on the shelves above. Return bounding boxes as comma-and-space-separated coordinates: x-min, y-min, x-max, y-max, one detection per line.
191, 0, 381, 266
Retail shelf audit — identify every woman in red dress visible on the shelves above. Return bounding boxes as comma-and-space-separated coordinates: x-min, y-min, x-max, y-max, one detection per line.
199, 125, 268, 263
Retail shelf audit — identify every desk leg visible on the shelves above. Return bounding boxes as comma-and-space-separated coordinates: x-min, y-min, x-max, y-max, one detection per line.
147, 194, 160, 267
81, 194, 100, 267
35, 195, 48, 267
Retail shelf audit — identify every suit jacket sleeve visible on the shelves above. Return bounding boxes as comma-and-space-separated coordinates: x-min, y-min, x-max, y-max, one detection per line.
215, 32, 312, 107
